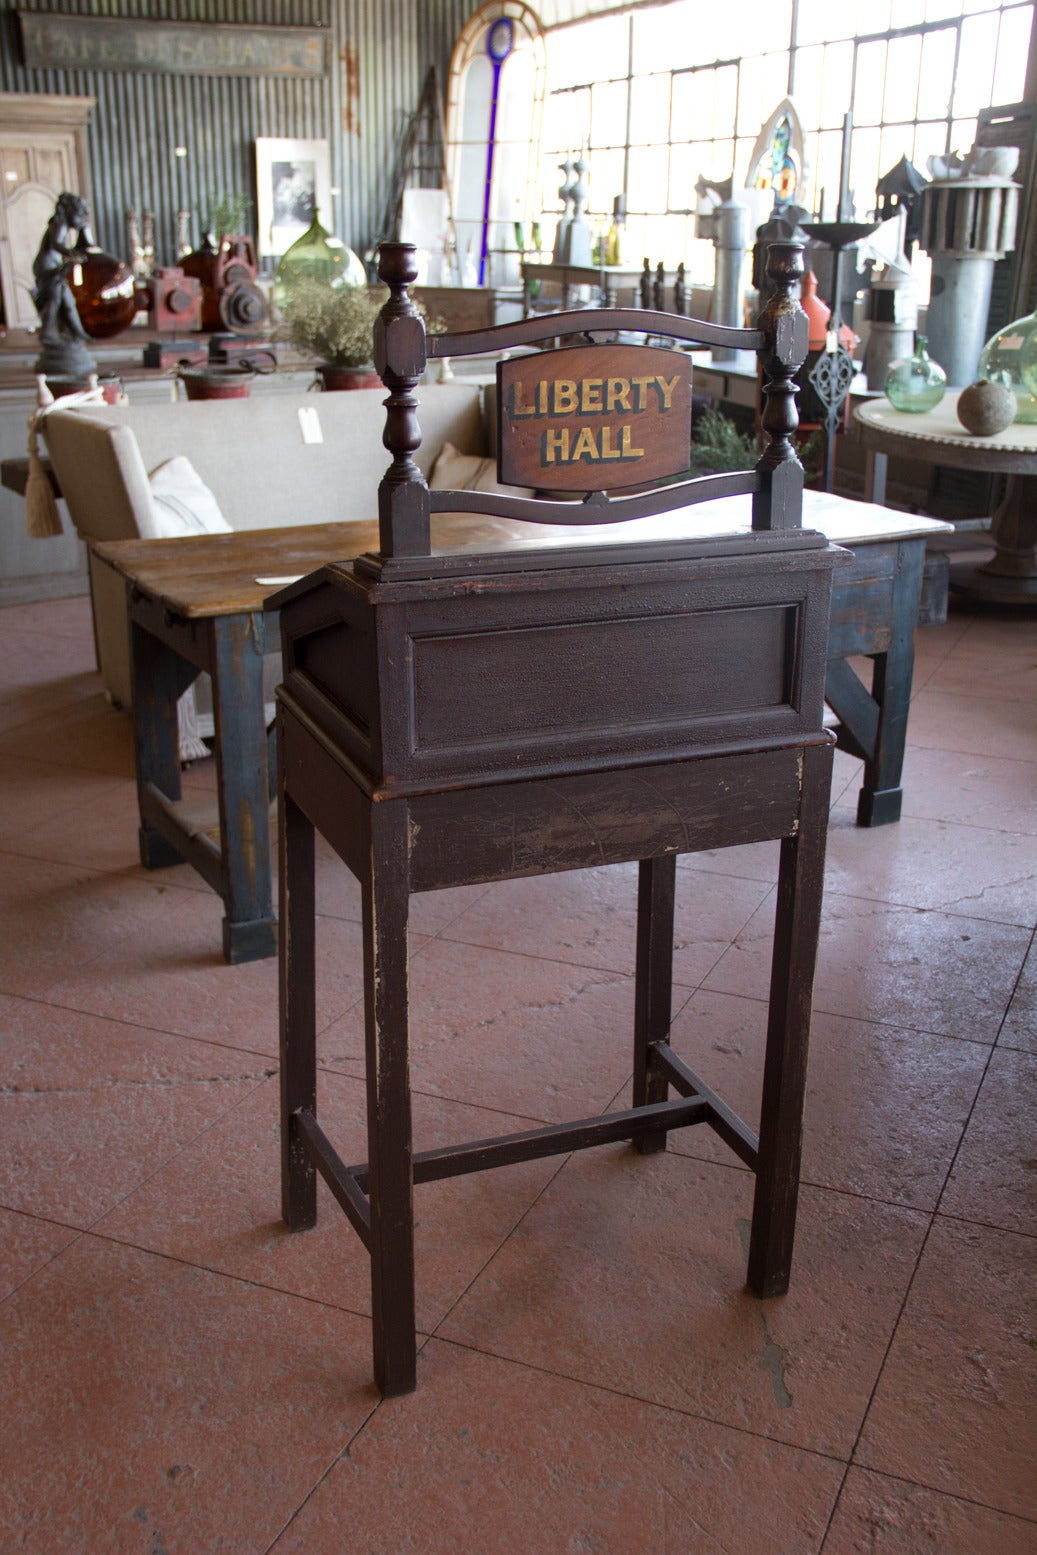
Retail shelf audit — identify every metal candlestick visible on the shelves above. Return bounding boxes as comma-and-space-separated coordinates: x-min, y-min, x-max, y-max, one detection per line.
803, 219, 878, 491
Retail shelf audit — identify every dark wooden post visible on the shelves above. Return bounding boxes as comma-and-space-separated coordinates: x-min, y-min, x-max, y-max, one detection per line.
632, 854, 677, 1156
747, 737, 833, 1295
753, 241, 808, 532
279, 784, 317, 1232
361, 799, 417, 1396
374, 242, 431, 558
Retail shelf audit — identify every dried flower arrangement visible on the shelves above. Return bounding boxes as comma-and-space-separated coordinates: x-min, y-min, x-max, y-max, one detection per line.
277, 277, 383, 370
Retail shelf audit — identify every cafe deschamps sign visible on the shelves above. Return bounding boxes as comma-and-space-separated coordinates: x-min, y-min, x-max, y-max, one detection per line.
18, 12, 328, 78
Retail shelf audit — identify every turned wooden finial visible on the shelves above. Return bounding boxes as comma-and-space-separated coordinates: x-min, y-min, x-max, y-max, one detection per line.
753, 240, 809, 531
374, 242, 430, 558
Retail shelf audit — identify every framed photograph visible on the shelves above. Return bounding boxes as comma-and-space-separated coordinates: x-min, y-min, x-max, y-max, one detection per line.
255, 136, 331, 258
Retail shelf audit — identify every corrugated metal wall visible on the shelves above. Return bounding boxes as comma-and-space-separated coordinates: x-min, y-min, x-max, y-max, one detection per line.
0, 0, 479, 271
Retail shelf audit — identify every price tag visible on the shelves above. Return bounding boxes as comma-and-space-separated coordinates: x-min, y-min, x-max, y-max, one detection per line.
297, 406, 323, 444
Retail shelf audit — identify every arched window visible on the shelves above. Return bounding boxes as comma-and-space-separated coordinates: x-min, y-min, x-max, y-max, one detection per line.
747, 98, 807, 214
445, 2, 546, 287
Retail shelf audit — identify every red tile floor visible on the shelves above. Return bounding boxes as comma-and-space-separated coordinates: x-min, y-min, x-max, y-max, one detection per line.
0, 587, 1034, 1554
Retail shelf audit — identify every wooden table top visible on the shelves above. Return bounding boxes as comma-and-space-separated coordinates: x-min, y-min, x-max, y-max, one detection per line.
91, 521, 382, 618
1, 456, 58, 498
90, 492, 951, 621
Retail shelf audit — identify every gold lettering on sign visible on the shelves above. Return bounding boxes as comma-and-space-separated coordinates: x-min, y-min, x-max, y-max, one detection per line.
553, 380, 579, 415
510, 381, 537, 418
542, 425, 646, 464
499, 344, 691, 487
606, 378, 631, 412
508, 374, 685, 423
543, 428, 569, 463
655, 374, 680, 409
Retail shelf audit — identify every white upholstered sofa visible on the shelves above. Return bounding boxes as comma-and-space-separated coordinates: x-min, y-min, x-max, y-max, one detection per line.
42, 382, 490, 717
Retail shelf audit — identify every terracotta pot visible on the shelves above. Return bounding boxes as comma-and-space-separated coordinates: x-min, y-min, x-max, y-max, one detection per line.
317, 365, 382, 391
800, 269, 830, 352
179, 365, 255, 401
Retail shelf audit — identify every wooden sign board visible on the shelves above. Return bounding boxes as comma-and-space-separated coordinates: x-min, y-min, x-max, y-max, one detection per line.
497, 345, 692, 493
18, 13, 327, 78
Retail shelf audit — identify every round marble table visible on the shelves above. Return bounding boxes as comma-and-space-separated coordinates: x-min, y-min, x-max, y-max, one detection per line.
854, 393, 1037, 603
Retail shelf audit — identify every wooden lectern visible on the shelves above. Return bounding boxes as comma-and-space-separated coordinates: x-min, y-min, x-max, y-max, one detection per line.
271, 240, 842, 1396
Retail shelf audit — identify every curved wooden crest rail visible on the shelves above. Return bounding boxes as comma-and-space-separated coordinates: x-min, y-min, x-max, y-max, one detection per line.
272, 240, 842, 1396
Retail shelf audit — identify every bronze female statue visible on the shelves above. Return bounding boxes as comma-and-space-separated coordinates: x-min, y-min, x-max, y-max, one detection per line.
32, 191, 97, 380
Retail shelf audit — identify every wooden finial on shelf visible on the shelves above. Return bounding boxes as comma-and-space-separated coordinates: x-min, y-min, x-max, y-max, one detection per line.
374, 243, 430, 558
753, 240, 809, 531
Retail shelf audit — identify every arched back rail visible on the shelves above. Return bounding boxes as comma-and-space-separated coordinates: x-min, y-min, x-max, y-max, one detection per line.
372, 240, 809, 564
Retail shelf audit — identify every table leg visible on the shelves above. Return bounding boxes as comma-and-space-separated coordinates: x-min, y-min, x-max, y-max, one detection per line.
952, 474, 1037, 603
863, 448, 888, 506
362, 799, 417, 1397
280, 782, 316, 1231
862, 537, 923, 827
130, 617, 185, 870
747, 739, 832, 1298
633, 853, 676, 1155
824, 537, 927, 826
211, 613, 276, 963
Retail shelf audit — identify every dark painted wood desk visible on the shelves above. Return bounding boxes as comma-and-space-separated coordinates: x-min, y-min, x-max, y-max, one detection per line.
91, 522, 379, 963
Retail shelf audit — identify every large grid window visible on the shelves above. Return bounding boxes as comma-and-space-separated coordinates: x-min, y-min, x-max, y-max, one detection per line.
536, 0, 1033, 288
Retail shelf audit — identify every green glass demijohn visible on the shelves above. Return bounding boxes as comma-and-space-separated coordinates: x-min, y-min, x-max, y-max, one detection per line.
979, 305, 1037, 424
274, 210, 365, 307
884, 335, 947, 413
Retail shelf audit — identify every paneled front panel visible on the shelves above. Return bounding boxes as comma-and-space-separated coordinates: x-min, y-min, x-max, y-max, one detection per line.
411, 602, 794, 750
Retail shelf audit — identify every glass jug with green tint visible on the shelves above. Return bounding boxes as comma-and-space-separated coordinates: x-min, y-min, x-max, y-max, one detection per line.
885, 336, 947, 413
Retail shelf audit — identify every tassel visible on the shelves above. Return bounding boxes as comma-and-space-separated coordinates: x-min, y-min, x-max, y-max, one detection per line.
25, 377, 108, 539
24, 416, 63, 538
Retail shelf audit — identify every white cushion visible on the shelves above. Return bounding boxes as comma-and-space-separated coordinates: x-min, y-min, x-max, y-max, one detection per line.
429, 441, 535, 498
144, 455, 233, 540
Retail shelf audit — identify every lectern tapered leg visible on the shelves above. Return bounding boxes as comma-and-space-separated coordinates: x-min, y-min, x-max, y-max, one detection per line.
747, 740, 833, 1297
362, 801, 417, 1397
279, 786, 317, 1231
633, 854, 677, 1154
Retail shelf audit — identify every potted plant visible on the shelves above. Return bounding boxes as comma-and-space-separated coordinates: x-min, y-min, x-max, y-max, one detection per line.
277, 276, 383, 390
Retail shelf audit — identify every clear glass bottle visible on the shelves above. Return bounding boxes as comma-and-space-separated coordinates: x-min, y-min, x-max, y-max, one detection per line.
979, 307, 1037, 424
885, 335, 947, 413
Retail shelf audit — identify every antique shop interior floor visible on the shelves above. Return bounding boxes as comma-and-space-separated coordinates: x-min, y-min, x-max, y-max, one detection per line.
0, 586, 1034, 1554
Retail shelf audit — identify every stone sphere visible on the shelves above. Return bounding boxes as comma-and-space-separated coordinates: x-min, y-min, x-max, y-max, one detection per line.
956, 378, 1017, 436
